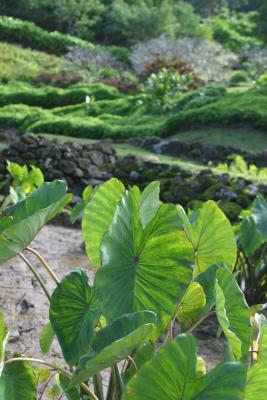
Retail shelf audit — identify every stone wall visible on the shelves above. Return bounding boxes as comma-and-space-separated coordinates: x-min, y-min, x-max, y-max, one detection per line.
0, 134, 266, 222
129, 137, 267, 167
0, 134, 116, 195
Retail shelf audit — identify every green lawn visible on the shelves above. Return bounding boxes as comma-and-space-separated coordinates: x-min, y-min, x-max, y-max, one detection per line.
171, 128, 267, 152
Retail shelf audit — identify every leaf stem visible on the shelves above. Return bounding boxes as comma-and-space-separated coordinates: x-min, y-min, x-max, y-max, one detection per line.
112, 364, 124, 398
93, 374, 104, 400
4, 357, 99, 400
19, 253, 51, 301
188, 311, 216, 333
26, 247, 60, 285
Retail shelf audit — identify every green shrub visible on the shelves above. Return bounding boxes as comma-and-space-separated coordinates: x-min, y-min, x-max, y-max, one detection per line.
257, 72, 267, 85
230, 70, 250, 84
211, 12, 262, 51
0, 16, 94, 55
0, 82, 120, 108
0, 43, 62, 83
141, 68, 202, 114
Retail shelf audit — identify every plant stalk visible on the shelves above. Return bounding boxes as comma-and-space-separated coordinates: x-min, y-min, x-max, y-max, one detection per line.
93, 374, 104, 400
112, 364, 124, 398
26, 246, 60, 284
4, 357, 98, 400
19, 253, 51, 301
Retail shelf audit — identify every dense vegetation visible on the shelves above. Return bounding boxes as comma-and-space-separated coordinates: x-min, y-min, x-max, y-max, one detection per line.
0, 1, 267, 398
0, 178, 267, 399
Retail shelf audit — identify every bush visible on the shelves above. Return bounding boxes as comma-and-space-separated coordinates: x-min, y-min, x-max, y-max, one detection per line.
131, 36, 238, 82
0, 82, 120, 108
230, 70, 249, 84
140, 68, 202, 114
0, 42, 62, 83
211, 12, 262, 52
257, 72, 267, 86
0, 16, 94, 55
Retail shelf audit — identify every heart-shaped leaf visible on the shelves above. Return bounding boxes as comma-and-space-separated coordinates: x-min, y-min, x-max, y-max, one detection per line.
123, 334, 246, 399
39, 322, 55, 354
176, 281, 206, 330
245, 362, 267, 399
251, 196, 267, 240
0, 180, 71, 263
71, 311, 156, 387
0, 360, 37, 400
82, 178, 125, 267
215, 268, 252, 361
49, 269, 100, 367
95, 190, 193, 333
178, 201, 237, 276
138, 181, 160, 228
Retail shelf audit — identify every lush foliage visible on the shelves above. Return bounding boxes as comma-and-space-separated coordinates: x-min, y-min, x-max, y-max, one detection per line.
140, 68, 202, 114
0, 178, 267, 399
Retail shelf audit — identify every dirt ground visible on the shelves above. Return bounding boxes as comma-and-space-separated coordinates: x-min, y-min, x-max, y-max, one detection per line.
0, 225, 224, 399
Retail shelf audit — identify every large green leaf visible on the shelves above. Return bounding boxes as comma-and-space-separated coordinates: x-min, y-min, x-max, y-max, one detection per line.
0, 180, 71, 263
176, 282, 206, 330
95, 190, 193, 332
39, 322, 55, 354
239, 216, 264, 257
0, 361, 37, 400
55, 373, 80, 400
178, 201, 237, 276
70, 311, 156, 387
123, 334, 246, 400
49, 269, 100, 367
82, 178, 125, 267
0, 313, 8, 377
245, 363, 267, 399
251, 195, 267, 240
215, 268, 252, 361
138, 181, 160, 228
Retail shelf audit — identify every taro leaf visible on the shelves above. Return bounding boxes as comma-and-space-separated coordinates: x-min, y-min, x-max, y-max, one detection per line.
0, 180, 71, 263
177, 201, 237, 276
70, 186, 93, 224
0, 312, 8, 377
138, 181, 160, 228
0, 361, 37, 400
251, 195, 267, 240
95, 190, 193, 333
194, 264, 219, 316
258, 325, 267, 363
82, 178, 125, 267
176, 282, 206, 330
122, 343, 155, 384
55, 373, 80, 400
70, 311, 156, 387
215, 268, 252, 361
238, 216, 264, 257
245, 363, 267, 399
123, 333, 246, 400
39, 322, 55, 354
49, 269, 100, 367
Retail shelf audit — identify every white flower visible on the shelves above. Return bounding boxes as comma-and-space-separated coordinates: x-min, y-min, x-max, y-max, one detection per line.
85, 95, 91, 104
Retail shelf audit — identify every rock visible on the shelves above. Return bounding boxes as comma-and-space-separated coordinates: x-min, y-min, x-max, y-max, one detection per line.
59, 160, 76, 174
129, 171, 140, 181
90, 150, 104, 166
77, 158, 91, 170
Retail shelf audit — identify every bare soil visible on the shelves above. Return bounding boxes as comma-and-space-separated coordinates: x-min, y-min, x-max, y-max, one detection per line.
0, 225, 224, 399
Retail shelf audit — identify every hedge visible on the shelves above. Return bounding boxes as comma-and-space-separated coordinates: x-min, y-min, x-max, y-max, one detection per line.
0, 16, 93, 55
0, 82, 120, 108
